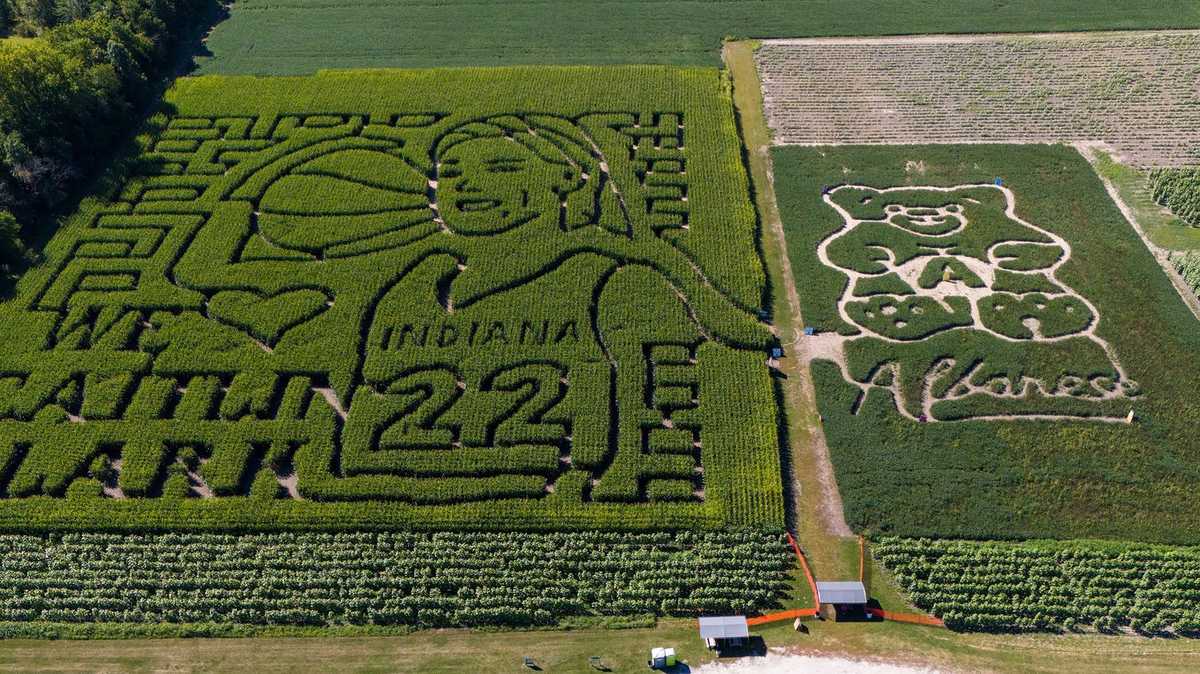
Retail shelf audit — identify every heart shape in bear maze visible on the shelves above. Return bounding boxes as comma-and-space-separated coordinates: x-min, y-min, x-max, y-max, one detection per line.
208, 288, 331, 347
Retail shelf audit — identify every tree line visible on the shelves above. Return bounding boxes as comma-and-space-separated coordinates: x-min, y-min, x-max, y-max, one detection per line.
0, 0, 214, 276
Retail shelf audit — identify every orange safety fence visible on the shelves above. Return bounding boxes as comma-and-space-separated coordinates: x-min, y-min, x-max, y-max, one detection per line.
744, 533, 944, 628
745, 532, 822, 626
786, 532, 821, 613
746, 608, 817, 626
859, 536, 945, 628
865, 607, 945, 627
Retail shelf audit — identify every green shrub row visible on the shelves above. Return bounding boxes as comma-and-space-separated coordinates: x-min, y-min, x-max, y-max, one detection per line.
1170, 250, 1200, 297
875, 536, 1200, 634
0, 530, 790, 627
1149, 167, 1200, 227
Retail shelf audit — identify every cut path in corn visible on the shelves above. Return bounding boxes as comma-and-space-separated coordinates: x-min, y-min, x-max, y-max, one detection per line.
724, 41, 855, 560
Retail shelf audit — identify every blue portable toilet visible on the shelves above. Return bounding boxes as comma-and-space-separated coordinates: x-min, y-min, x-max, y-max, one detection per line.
803, 327, 816, 336
770, 347, 784, 359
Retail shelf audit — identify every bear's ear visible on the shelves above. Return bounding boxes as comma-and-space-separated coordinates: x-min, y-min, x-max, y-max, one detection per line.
952, 186, 1008, 213
828, 186, 886, 219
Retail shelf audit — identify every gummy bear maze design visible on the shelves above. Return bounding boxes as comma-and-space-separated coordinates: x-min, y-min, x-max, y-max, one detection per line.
816, 184, 1140, 423
0, 111, 774, 506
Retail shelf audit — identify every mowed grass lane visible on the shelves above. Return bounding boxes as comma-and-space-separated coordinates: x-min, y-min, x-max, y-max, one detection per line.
194, 0, 1200, 74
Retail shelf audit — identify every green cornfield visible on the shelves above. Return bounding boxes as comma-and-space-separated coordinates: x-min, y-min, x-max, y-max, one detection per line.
0, 67, 785, 532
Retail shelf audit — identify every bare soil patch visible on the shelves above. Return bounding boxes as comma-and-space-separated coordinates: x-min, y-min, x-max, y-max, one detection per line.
693, 651, 951, 674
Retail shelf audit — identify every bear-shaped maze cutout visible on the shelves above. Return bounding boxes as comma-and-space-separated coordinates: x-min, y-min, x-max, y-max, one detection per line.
815, 183, 1140, 423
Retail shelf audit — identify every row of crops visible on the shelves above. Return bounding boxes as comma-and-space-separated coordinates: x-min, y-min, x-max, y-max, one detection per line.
1170, 251, 1200, 297
0, 530, 790, 627
875, 537, 1200, 634
1149, 166, 1200, 227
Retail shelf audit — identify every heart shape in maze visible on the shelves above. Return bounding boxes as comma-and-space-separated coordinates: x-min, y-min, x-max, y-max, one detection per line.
208, 288, 331, 347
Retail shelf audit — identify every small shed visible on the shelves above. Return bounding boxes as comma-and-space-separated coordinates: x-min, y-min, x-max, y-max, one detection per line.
816, 581, 868, 620
698, 615, 749, 650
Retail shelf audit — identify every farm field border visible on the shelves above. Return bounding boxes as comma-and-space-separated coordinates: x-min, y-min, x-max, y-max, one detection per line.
762, 28, 1200, 46
1076, 143, 1200, 321
6, 613, 1200, 672
1084, 149, 1200, 252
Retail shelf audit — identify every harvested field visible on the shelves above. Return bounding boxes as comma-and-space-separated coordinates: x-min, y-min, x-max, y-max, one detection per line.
757, 31, 1200, 167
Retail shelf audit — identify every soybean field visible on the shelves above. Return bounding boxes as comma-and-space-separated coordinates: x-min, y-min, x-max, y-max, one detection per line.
874, 537, 1200, 634
192, 1, 1200, 75
1150, 166, 1200, 226
0, 531, 791, 629
1172, 251, 1200, 296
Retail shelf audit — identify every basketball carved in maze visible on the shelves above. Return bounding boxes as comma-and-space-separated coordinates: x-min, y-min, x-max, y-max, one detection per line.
817, 184, 1140, 423
0, 104, 777, 524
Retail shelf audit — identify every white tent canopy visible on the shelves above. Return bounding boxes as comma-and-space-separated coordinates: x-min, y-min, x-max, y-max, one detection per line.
698, 615, 750, 640
816, 581, 867, 604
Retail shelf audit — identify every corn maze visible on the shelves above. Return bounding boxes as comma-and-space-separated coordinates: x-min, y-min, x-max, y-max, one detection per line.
815, 183, 1139, 423
774, 144, 1200, 543
0, 68, 784, 531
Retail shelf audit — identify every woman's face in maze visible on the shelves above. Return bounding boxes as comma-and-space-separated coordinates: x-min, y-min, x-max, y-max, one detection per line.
438, 136, 572, 235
